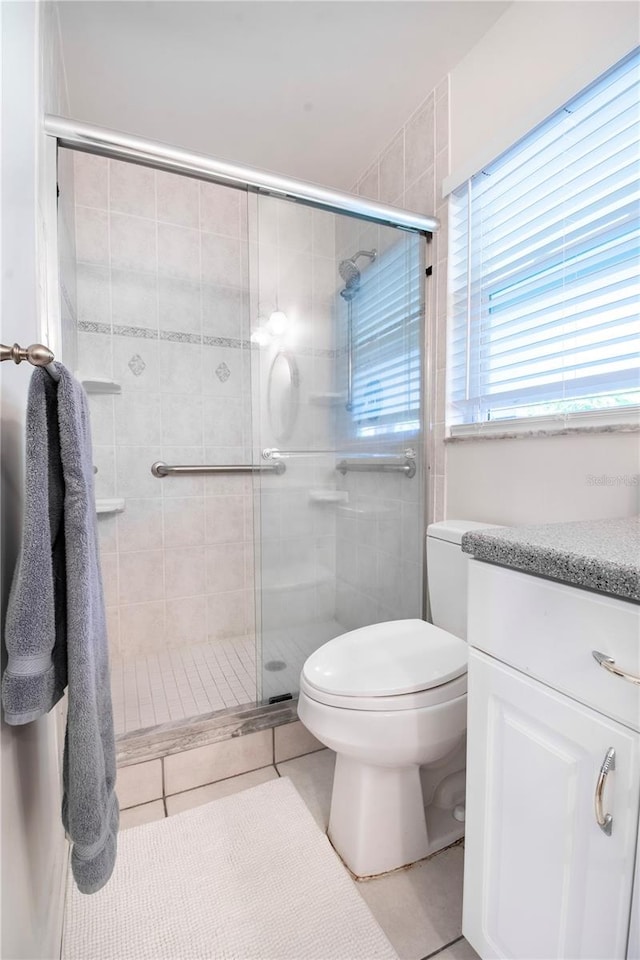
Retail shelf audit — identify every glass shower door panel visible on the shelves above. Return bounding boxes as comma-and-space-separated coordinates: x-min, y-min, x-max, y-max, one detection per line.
251, 196, 341, 703
334, 224, 426, 633
66, 147, 259, 736
253, 196, 426, 703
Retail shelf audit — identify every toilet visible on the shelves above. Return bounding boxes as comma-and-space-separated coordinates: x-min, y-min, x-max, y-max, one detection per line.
297, 519, 494, 878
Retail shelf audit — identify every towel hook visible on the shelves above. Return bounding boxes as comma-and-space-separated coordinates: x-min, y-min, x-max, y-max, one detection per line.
1, 343, 55, 366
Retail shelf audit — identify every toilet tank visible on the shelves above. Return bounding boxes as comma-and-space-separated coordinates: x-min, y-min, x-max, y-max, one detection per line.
426, 520, 497, 641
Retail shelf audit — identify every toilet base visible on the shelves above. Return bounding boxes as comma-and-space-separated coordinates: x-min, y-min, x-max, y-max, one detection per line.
328, 754, 431, 878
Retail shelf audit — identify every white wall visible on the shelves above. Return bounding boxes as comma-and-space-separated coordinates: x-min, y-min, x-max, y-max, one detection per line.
1, 3, 68, 956
443, 0, 640, 525
447, 434, 640, 525
446, 0, 640, 192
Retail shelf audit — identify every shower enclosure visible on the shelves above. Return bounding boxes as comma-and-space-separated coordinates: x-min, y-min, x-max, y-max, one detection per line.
51, 119, 432, 738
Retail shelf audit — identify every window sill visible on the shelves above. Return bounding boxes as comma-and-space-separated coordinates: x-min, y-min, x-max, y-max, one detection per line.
445, 408, 640, 443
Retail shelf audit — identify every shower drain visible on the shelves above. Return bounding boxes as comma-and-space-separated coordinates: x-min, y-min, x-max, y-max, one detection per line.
265, 659, 287, 672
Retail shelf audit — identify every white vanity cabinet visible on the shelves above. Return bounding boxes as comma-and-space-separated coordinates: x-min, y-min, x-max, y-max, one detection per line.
462, 560, 640, 960
630, 830, 640, 960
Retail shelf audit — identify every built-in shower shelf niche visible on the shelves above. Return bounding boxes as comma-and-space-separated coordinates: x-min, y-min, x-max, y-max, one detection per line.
308, 489, 349, 504
262, 564, 334, 593
309, 392, 347, 407
80, 376, 122, 395
96, 498, 125, 516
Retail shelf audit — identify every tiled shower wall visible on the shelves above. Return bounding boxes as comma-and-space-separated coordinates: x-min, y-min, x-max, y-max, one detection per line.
251, 198, 339, 644
71, 151, 255, 662
330, 77, 449, 631
72, 155, 341, 710
351, 76, 450, 526
334, 461, 426, 630
332, 218, 426, 631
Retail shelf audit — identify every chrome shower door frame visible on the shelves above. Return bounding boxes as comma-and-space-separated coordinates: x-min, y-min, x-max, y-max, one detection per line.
44, 117, 437, 706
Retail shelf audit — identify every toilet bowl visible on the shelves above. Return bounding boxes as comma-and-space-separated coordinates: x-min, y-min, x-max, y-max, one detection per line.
297, 520, 495, 878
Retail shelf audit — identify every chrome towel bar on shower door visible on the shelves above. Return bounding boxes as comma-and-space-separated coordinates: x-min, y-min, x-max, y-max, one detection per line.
151, 461, 286, 477
336, 451, 416, 478
262, 447, 416, 478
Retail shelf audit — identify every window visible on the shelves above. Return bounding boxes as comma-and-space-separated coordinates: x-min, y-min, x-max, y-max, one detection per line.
349, 235, 423, 438
449, 48, 640, 429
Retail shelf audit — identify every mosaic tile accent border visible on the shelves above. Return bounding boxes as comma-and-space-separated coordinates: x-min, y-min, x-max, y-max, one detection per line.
203, 335, 247, 349
78, 320, 337, 357
116, 325, 159, 340
79, 320, 247, 349
161, 331, 203, 344
79, 320, 112, 335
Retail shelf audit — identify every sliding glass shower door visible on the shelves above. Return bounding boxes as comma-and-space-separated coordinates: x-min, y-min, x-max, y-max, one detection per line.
67, 147, 260, 734
65, 142, 427, 731
252, 196, 426, 703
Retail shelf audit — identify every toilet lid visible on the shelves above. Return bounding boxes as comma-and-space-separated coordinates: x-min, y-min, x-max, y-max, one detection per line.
302, 619, 468, 698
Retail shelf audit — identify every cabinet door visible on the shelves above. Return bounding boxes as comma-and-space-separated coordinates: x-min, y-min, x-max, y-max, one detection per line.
629, 827, 640, 960
463, 650, 640, 960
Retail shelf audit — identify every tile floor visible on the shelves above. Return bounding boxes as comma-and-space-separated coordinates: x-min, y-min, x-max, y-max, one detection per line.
111, 619, 345, 735
111, 637, 257, 734
121, 748, 480, 960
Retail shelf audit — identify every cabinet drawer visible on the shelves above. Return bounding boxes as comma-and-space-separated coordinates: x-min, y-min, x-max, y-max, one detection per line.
467, 560, 640, 731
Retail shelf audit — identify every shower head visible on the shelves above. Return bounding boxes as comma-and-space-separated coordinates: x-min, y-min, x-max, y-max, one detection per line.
339, 285, 358, 302
338, 249, 377, 301
338, 259, 360, 286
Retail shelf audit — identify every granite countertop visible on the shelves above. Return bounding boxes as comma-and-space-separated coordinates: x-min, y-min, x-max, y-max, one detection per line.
462, 516, 640, 602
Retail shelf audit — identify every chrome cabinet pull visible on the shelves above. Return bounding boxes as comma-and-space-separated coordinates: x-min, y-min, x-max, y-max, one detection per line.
595, 747, 615, 836
592, 651, 640, 686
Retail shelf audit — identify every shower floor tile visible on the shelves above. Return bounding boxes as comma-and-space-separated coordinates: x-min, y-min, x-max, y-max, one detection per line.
110, 619, 345, 737
261, 619, 345, 703
110, 636, 258, 736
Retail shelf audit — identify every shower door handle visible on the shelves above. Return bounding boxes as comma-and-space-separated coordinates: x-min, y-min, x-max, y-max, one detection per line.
346, 302, 353, 412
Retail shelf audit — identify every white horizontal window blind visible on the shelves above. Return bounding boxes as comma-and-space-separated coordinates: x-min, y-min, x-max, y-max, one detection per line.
350, 236, 423, 438
449, 47, 640, 427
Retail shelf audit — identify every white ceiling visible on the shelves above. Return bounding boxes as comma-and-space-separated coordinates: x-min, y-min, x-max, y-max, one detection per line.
58, 1, 510, 190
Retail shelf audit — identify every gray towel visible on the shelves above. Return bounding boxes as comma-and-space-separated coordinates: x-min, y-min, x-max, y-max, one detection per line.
2, 362, 119, 894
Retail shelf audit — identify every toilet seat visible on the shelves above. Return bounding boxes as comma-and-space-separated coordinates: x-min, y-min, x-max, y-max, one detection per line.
300, 619, 468, 712
300, 670, 467, 712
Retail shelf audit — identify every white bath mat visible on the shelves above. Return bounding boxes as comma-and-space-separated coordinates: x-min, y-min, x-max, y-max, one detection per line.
62, 776, 397, 960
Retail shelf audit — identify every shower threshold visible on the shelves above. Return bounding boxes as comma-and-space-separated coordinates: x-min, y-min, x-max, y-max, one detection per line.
112, 619, 345, 764
115, 696, 299, 768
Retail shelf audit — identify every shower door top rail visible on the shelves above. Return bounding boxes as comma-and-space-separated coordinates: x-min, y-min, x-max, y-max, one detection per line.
44, 115, 439, 235
151, 461, 286, 478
